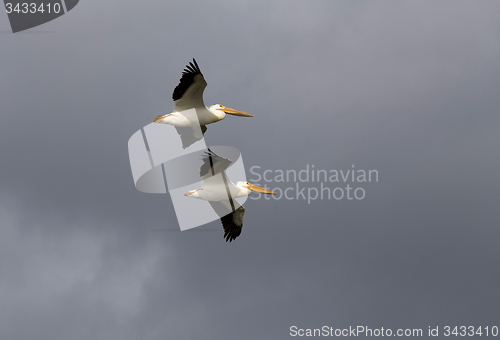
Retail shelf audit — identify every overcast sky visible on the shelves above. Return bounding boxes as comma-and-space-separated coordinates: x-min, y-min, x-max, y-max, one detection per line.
1, 1, 500, 339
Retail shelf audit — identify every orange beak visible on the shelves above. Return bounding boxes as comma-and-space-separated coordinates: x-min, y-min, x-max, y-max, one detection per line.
246, 184, 278, 195
220, 106, 254, 117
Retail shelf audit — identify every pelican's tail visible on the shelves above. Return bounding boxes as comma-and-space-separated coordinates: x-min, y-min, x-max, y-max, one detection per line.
153, 114, 171, 123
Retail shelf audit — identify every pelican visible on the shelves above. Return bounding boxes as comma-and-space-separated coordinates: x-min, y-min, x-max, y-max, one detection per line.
153, 59, 253, 148
184, 150, 277, 242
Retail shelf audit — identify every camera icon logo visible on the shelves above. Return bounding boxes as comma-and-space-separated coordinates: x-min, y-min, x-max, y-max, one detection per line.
3, 0, 79, 33
128, 111, 248, 231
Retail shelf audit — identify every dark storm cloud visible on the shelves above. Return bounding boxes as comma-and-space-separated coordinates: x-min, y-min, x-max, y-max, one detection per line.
1, 1, 499, 339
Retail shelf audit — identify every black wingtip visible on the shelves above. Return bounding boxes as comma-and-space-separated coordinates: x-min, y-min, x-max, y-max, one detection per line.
192, 58, 201, 73
220, 207, 244, 243
172, 58, 204, 101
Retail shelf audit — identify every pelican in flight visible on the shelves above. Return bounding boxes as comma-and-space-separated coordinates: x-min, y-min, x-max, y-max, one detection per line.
184, 150, 277, 242
153, 59, 253, 148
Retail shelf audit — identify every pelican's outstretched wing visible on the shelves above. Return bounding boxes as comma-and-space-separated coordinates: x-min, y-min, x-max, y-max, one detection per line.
221, 205, 245, 242
199, 149, 232, 179
172, 59, 207, 112
209, 201, 245, 242
174, 125, 207, 149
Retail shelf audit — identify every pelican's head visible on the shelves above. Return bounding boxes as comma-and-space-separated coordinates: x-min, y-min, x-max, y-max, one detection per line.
210, 104, 254, 117
237, 181, 278, 195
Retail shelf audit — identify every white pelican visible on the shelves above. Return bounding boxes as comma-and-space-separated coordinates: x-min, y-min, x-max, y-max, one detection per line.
184, 150, 277, 242
153, 59, 253, 148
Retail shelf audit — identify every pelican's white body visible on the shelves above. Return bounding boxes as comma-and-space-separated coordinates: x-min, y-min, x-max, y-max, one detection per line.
157, 105, 226, 127
186, 177, 251, 201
